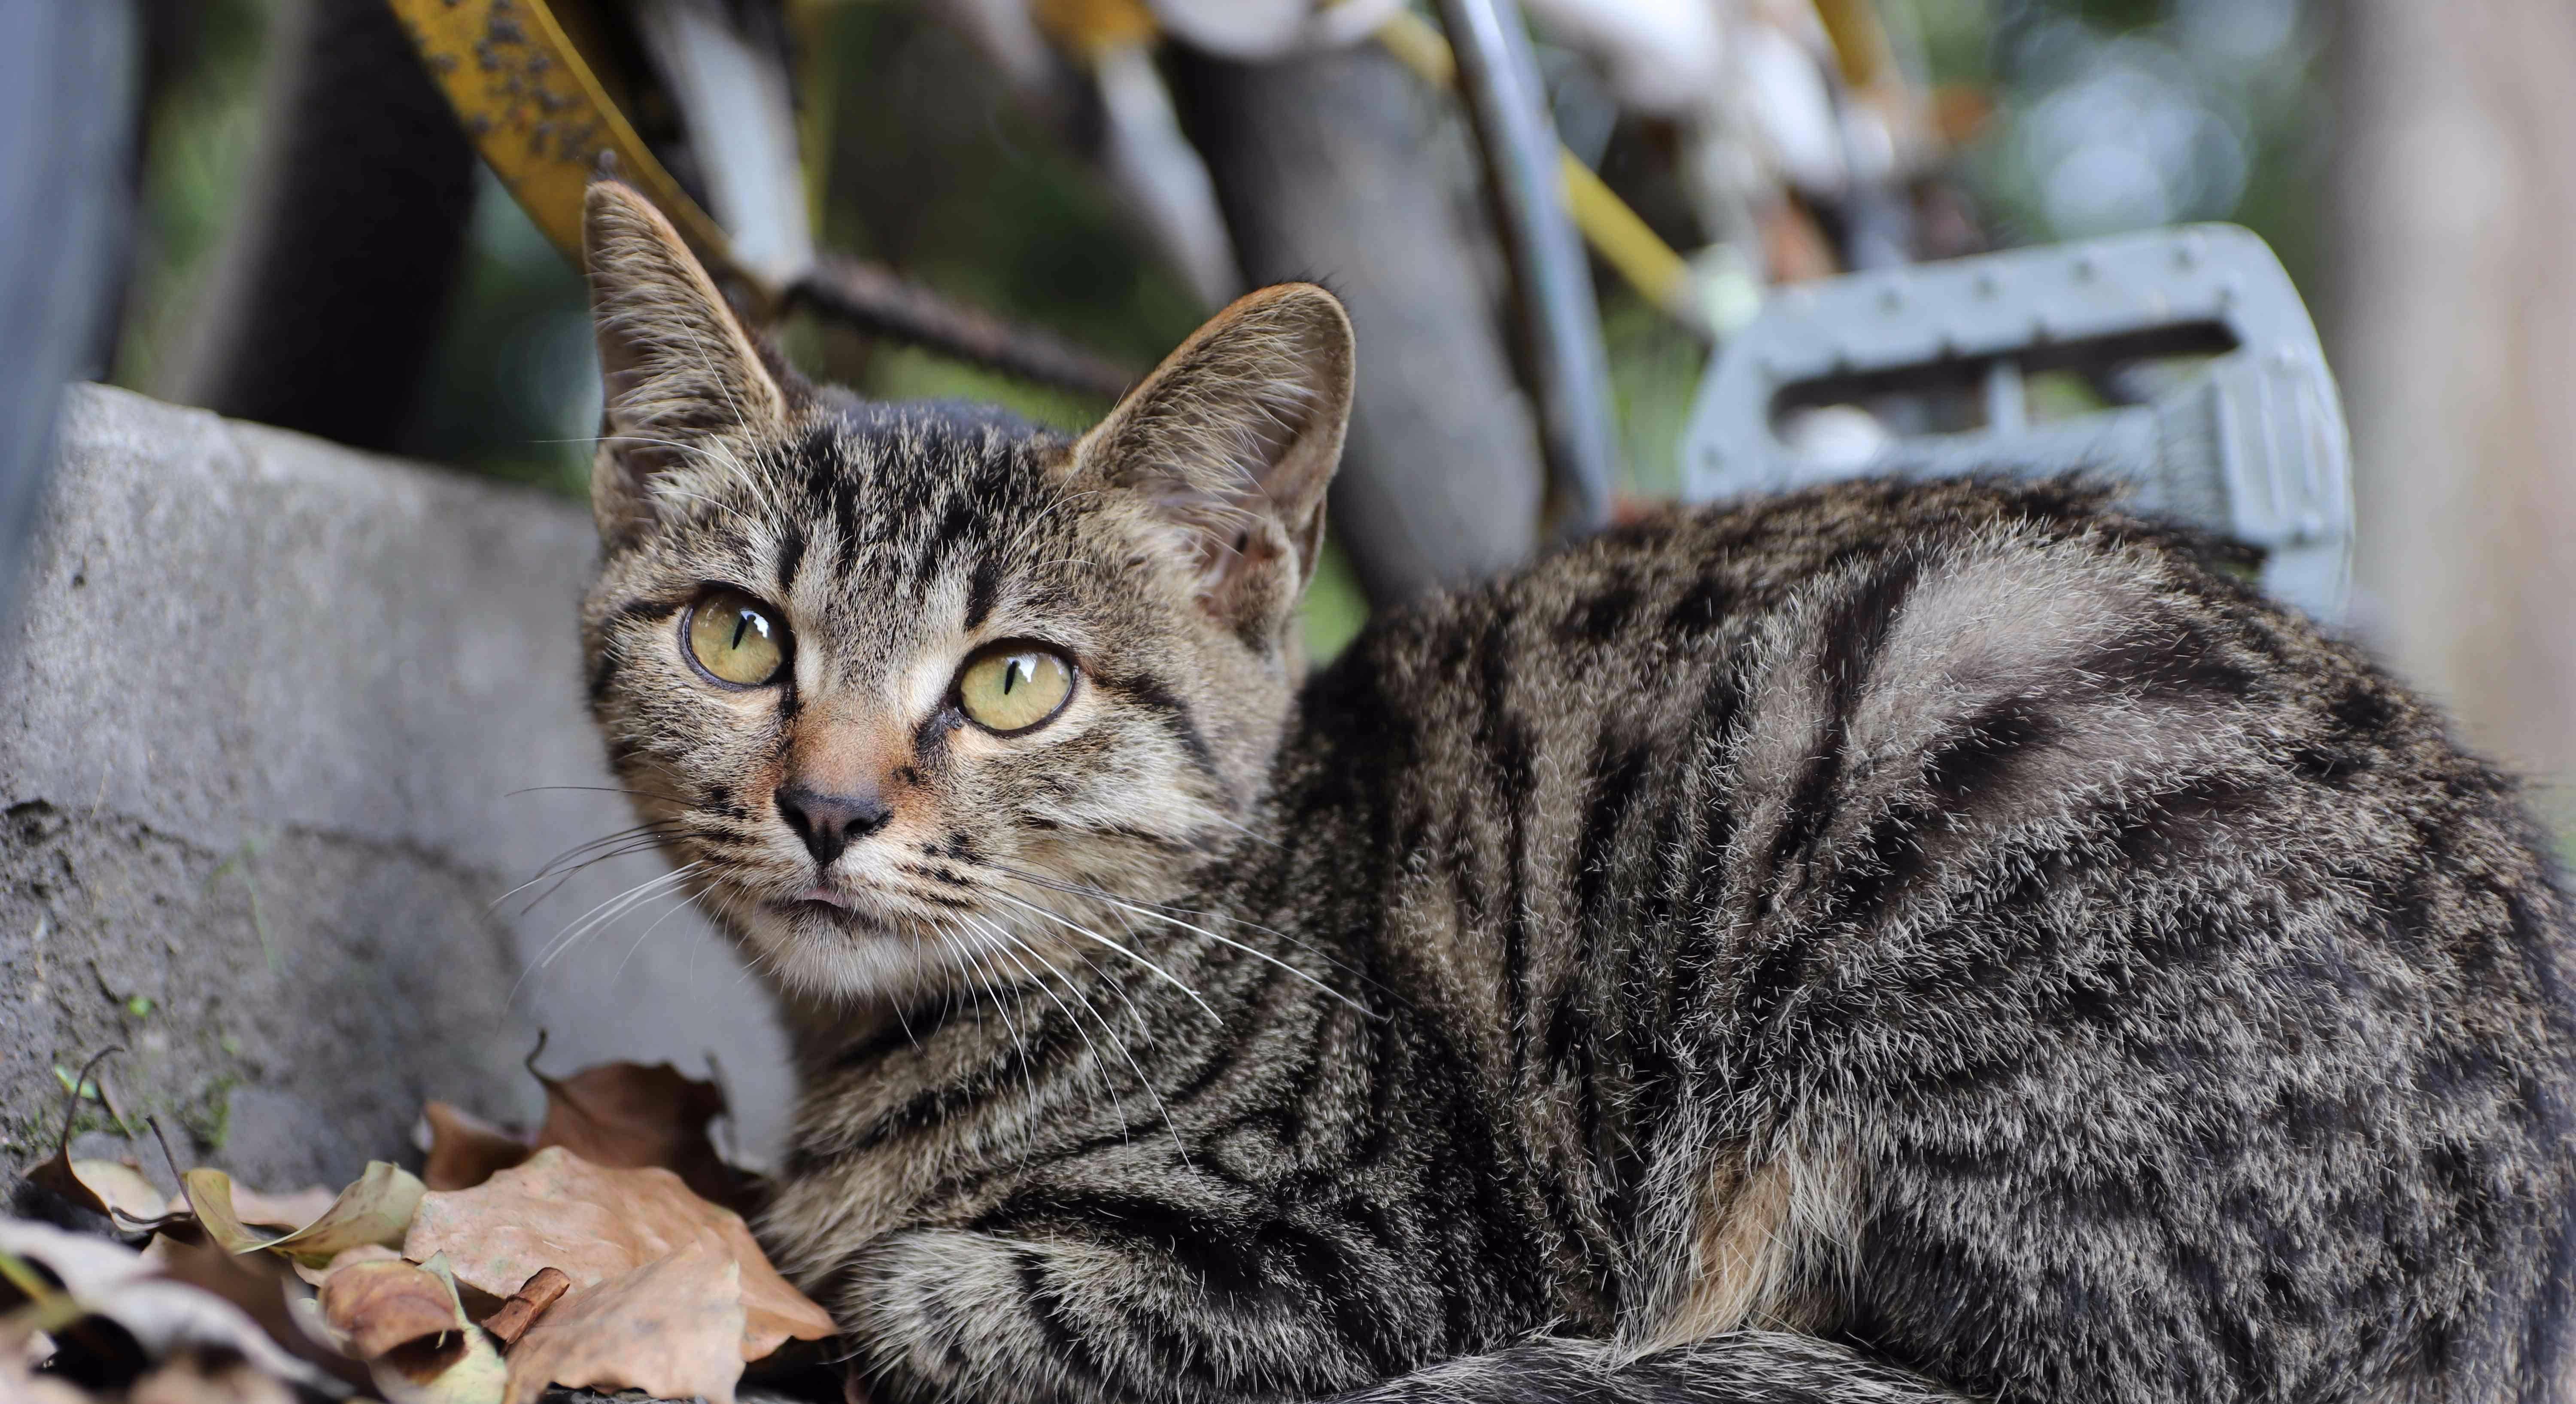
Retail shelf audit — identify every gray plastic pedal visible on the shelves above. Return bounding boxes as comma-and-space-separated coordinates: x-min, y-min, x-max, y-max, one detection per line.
1678, 225, 2352, 622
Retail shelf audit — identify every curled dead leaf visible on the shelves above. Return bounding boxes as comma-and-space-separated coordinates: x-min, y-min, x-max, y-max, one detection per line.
296, 1241, 402, 1289
161, 1184, 337, 1236
419, 1103, 531, 1193
20, 1050, 141, 1231
320, 1257, 465, 1359
54, 1158, 173, 1228
318, 1252, 505, 1404
184, 1162, 424, 1267
477, 1267, 571, 1349
501, 1233, 745, 1404
403, 1148, 830, 1361
527, 1054, 747, 1211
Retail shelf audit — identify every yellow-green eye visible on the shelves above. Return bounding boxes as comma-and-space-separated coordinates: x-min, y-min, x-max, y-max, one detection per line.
685, 587, 790, 687
957, 645, 1075, 734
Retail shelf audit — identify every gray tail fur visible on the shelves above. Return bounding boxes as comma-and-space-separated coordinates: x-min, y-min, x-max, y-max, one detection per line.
1323, 1335, 1971, 1404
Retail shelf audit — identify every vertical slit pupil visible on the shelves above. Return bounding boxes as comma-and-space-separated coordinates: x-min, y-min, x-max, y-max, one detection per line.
730, 613, 753, 650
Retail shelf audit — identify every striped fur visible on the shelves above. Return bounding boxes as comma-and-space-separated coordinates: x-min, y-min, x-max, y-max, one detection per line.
575, 185, 2576, 1404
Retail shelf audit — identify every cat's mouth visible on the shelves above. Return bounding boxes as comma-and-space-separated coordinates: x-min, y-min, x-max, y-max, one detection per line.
763, 879, 940, 936
789, 884, 856, 912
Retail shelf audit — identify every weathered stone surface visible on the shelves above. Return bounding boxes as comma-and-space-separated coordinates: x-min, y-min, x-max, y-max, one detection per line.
0, 386, 789, 1188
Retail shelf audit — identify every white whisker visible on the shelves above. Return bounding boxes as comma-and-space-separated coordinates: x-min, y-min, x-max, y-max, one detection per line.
979, 888, 1218, 1024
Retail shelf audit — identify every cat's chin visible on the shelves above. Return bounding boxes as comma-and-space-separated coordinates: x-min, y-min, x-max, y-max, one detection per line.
732, 893, 973, 1003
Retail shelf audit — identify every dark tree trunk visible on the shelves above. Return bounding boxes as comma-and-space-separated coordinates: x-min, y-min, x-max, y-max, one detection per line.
1173, 42, 1547, 606
173, 0, 476, 453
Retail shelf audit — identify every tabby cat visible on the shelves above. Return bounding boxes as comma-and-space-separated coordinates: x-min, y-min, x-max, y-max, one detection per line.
573, 181, 2576, 1404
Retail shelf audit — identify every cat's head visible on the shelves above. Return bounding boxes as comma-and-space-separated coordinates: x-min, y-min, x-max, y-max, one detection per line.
574, 183, 1353, 1003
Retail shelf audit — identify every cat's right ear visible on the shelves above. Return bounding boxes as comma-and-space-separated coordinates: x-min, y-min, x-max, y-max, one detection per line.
582, 181, 789, 547
1073, 283, 1355, 642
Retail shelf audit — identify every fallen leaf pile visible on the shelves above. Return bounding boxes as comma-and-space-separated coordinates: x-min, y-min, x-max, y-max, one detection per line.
5, 1048, 835, 1404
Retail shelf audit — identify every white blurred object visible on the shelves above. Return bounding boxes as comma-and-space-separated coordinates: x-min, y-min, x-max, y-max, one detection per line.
1731, 13, 1847, 194
1149, 0, 1406, 60
1517, 0, 1725, 115
630, 0, 817, 290
1092, 40, 1245, 306
1779, 403, 1890, 471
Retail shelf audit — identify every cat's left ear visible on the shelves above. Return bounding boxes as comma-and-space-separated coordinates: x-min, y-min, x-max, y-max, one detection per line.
1075, 283, 1354, 639
582, 181, 790, 547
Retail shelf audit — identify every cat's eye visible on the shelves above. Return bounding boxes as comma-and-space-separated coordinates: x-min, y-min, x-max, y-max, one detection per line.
956, 644, 1075, 734
684, 587, 790, 688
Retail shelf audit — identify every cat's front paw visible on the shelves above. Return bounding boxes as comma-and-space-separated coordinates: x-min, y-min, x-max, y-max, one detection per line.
834, 1228, 1103, 1404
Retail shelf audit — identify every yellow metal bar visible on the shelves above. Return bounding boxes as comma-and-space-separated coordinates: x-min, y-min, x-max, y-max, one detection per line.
1375, 10, 1698, 331
1374, 7, 1457, 88
1558, 151, 1691, 322
383, 0, 745, 287
1810, 0, 1891, 91
1032, 0, 1159, 58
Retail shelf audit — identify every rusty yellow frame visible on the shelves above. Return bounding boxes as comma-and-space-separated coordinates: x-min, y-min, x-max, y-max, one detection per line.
383, 0, 753, 292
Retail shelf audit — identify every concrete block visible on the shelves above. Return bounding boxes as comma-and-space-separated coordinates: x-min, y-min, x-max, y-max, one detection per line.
0, 385, 789, 1189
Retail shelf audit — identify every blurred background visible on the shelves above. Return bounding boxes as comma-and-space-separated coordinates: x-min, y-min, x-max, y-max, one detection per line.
86, 0, 2576, 847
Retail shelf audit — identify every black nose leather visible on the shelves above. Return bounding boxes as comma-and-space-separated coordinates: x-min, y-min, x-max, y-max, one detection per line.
775, 782, 893, 866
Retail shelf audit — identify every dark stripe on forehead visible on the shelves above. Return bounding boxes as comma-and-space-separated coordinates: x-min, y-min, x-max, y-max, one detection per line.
833, 472, 865, 576
965, 557, 1002, 632
1100, 669, 1221, 784
937, 490, 978, 550
775, 523, 807, 594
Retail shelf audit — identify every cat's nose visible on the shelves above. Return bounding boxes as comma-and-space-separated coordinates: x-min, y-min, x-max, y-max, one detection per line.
775, 781, 893, 866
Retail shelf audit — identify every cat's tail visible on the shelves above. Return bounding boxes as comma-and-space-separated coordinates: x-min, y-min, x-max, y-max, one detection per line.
1322, 1334, 1973, 1404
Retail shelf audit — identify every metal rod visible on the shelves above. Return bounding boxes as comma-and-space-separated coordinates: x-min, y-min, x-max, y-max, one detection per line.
790, 255, 1140, 404
1433, 0, 1619, 541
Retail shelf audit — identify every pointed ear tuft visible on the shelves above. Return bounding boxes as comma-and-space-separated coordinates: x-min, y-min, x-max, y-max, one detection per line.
1075, 283, 1355, 641
583, 181, 788, 545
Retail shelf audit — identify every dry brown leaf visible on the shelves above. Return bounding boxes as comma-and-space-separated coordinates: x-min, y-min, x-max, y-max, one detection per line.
528, 1057, 747, 1210
500, 1232, 745, 1404
21, 1051, 148, 1234
179, 1170, 267, 1255
319, 1252, 506, 1404
403, 1147, 831, 1361
296, 1241, 403, 1289
24, 1153, 178, 1235
184, 1162, 424, 1267
477, 1266, 571, 1348
320, 1256, 466, 1359
160, 1184, 337, 1235
419, 1103, 531, 1193
67, 1158, 172, 1226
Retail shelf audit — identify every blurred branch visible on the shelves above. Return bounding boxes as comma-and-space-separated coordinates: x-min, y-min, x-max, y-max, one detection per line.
789, 255, 1137, 401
